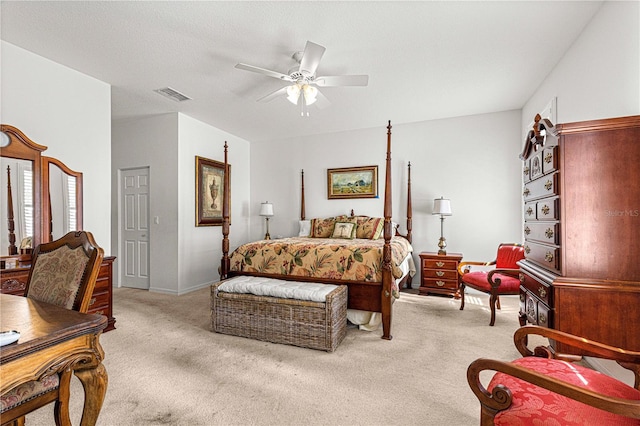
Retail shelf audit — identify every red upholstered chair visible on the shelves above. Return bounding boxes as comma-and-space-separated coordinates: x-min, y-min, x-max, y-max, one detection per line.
457, 243, 525, 326
467, 325, 640, 425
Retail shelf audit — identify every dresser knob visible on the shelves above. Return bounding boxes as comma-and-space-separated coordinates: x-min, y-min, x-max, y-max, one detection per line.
538, 287, 547, 298
89, 297, 96, 306
545, 228, 554, 239
541, 205, 550, 215
545, 252, 554, 263
524, 226, 531, 235
523, 188, 530, 197
519, 273, 525, 283
523, 166, 530, 175
526, 207, 534, 216
544, 180, 553, 191
435, 261, 444, 267
544, 152, 553, 164
436, 281, 445, 287
525, 245, 531, 254
436, 271, 445, 277
539, 312, 547, 324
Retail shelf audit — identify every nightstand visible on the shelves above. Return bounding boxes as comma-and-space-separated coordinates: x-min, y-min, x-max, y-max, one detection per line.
418, 252, 463, 298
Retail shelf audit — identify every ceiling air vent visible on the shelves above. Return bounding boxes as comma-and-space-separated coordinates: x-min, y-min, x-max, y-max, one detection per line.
154, 87, 191, 102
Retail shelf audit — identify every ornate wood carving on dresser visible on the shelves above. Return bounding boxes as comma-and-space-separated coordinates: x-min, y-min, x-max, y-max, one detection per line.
519, 114, 640, 353
0, 256, 116, 332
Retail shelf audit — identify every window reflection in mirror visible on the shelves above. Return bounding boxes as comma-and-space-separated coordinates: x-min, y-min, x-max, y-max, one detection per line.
1, 157, 33, 255
48, 163, 78, 240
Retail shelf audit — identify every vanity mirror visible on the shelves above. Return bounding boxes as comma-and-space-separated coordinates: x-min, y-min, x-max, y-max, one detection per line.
0, 125, 45, 257
42, 156, 83, 242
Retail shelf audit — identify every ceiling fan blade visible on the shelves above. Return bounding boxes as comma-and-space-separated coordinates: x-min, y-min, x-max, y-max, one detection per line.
313, 90, 330, 109
314, 75, 369, 87
299, 41, 326, 76
235, 63, 292, 81
256, 86, 288, 103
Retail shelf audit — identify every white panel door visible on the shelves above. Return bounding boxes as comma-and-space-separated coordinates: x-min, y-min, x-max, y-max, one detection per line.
120, 167, 150, 289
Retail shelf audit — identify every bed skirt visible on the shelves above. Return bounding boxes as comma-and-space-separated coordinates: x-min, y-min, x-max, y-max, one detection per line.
210, 280, 347, 352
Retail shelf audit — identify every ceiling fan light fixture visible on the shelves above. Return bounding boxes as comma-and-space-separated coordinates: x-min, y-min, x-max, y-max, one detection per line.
302, 85, 318, 105
286, 84, 301, 105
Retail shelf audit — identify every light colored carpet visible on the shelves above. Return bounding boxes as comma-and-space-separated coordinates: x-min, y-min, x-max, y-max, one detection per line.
26, 287, 524, 425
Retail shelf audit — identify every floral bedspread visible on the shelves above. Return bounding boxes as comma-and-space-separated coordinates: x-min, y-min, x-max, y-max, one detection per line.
229, 236, 413, 297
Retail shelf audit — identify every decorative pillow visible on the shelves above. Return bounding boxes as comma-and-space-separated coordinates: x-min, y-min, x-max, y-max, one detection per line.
310, 217, 336, 238
331, 221, 357, 239
355, 216, 384, 239
298, 220, 311, 237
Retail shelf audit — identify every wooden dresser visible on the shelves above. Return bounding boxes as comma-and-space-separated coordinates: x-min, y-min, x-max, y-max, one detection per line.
0, 256, 116, 332
519, 115, 640, 352
419, 252, 463, 298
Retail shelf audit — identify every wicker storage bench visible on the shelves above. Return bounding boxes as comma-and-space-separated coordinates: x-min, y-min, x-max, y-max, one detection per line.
211, 277, 347, 352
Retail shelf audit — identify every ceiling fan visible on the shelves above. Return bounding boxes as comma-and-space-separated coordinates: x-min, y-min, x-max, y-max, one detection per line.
235, 41, 369, 113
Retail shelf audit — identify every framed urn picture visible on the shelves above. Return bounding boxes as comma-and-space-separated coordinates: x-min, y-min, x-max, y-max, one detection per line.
196, 156, 230, 226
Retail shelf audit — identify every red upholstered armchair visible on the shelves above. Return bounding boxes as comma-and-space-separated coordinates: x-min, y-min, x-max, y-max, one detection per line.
457, 243, 525, 326
467, 325, 640, 425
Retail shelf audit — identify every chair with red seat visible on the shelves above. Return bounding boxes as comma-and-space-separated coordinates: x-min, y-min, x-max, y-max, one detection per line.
467, 325, 640, 425
457, 243, 525, 326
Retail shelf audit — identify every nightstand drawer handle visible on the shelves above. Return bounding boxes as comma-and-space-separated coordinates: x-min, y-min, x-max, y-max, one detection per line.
436, 271, 445, 277
526, 207, 534, 217
525, 245, 531, 254
544, 180, 553, 191
545, 251, 554, 263
544, 152, 553, 164
435, 261, 445, 267
436, 280, 445, 287
523, 166, 530, 176
523, 188, 530, 197
524, 226, 530, 235
89, 297, 96, 306
545, 228, 554, 239
541, 205, 550, 215
538, 287, 547, 298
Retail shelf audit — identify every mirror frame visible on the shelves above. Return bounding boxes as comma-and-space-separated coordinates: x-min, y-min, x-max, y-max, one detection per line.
0, 124, 47, 256
42, 156, 84, 242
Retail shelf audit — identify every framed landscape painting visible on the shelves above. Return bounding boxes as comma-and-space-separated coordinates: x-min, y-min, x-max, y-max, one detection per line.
196, 156, 230, 226
327, 165, 378, 199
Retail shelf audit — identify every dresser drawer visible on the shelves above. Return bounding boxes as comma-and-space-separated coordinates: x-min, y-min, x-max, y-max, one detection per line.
536, 197, 559, 221
1, 268, 30, 296
523, 171, 558, 201
422, 258, 458, 270
423, 278, 458, 291
524, 242, 560, 273
422, 268, 458, 280
88, 290, 110, 311
519, 271, 552, 305
542, 146, 558, 175
524, 222, 560, 245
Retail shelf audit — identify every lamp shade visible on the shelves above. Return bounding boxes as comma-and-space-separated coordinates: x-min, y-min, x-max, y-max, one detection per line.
432, 197, 452, 216
259, 202, 274, 217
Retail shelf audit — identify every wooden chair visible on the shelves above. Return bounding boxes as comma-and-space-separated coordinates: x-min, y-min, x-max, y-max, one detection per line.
467, 325, 640, 425
457, 243, 525, 326
1, 231, 104, 426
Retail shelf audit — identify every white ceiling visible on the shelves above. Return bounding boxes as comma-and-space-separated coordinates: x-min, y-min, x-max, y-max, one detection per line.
1, 1, 603, 143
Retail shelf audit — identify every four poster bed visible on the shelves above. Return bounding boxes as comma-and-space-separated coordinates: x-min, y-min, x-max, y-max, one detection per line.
219, 121, 413, 340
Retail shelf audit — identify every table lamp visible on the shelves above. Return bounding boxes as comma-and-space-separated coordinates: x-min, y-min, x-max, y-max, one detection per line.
259, 201, 274, 240
432, 197, 452, 255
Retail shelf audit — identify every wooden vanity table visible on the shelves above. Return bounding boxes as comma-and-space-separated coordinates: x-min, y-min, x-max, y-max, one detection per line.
0, 125, 116, 331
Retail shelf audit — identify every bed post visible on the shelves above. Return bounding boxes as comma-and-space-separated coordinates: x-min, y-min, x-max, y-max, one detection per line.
300, 169, 306, 221
381, 121, 393, 340
406, 161, 412, 244
220, 142, 230, 280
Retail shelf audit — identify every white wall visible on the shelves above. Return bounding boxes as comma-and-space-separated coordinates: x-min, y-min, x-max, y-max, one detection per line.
0, 41, 112, 252
112, 114, 179, 292
177, 114, 250, 294
523, 1, 639, 124
112, 113, 251, 295
251, 110, 524, 286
